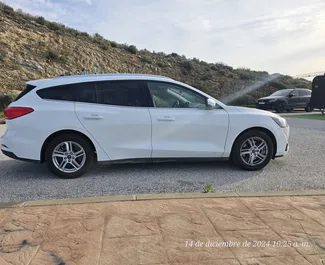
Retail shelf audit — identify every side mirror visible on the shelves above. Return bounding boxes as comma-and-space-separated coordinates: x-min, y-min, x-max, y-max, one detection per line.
206, 98, 217, 109
288, 94, 294, 98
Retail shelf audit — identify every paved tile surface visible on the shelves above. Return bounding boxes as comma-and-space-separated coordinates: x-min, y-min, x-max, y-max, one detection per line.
1, 196, 325, 264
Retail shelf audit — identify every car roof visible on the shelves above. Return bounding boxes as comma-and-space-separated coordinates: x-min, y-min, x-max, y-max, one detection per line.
26, 74, 173, 88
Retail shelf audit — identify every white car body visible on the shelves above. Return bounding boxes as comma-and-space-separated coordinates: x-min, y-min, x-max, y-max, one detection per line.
1, 74, 289, 177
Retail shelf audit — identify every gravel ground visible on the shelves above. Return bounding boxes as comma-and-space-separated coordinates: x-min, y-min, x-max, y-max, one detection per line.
0, 118, 324, 203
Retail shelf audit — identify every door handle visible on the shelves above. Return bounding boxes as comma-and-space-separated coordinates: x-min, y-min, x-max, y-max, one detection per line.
157, 116, 175, 122
84, 114, 103, 120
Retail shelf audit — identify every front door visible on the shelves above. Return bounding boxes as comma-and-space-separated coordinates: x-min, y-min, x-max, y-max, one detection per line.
288, 90, 300, 107
145, 81, 229, 158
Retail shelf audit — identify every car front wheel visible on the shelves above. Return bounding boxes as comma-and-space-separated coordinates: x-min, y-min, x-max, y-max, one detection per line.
45, 134, 94, 178
275, 103, 286, 113
231, 130, 274, 171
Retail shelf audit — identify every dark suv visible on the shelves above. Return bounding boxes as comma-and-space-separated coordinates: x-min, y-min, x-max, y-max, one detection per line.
256, 88, 313, 113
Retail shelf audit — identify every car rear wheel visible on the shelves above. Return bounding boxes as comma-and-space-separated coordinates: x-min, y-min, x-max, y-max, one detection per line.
275, 103, 286, 113
305, 104, 313, 112
231, 130, 274, 171
45, 134, 94, 178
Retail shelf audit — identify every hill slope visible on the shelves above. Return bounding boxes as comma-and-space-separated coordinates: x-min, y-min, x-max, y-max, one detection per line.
0, 2, 310, 107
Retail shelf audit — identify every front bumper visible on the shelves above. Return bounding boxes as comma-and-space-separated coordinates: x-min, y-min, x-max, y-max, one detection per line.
274, 125, 290, 158
255, 103, 276, 110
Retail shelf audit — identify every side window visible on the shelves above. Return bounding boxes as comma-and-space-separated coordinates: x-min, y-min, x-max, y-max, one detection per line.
298, 90, 305, 96
291, 90, 298, 97
96, 80, 146, 107
147, 81, 206, 109
37, 84, 76, 101
36, 82, 97, 103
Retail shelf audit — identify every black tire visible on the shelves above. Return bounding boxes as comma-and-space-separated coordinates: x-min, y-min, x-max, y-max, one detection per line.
231, 130, 274, 171
45, 133, 94, 178
275, 103, 286, 113
305, 104, 313, 112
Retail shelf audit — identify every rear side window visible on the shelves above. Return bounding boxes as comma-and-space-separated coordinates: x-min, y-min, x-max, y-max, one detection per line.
298, 90, 305, 96
36, 82, 97, 103
14, 84, 36, 102
96, 80, 146, 107
298, 90, 310, 96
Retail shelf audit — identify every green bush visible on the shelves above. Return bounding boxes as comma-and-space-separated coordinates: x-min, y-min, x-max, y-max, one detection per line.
2, 4, 14, 15
79, 31, 91, 39
157, 62, 167, 68
127, 45, 137, 54
140, 56, 152, 64
0, 51, 6, 62
180, 60, 193, 72
93, 33, 104, 44
210, 65, 219, 71
200, 73, 213, 81
110, 41, 119, 48
171, 52, 178, 57
48, 21, 64, 31
219, 69, 227, 76
269, 80, 288, 90
203, 184, 216, 193
45, 50, 66, 62
35, 16, 46, 25
192, 57, 200, 63
0, 2, 4, 12
0, 93, 16, 112
99, 42, 110, 50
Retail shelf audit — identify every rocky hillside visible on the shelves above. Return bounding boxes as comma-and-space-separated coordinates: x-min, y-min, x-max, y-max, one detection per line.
0, 2, 310, 108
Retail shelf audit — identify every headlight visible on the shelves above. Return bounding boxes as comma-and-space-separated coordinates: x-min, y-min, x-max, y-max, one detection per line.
271, 116, 288, 128
269, 99, 276, 103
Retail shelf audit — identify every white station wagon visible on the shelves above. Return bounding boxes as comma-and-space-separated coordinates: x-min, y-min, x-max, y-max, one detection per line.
1, 74, 290, 178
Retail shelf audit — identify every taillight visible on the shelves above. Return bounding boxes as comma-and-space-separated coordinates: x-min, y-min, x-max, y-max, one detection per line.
4, 107, 34, 120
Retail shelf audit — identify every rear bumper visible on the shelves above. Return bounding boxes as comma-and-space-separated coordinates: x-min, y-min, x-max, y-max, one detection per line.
1, 149, 40, 163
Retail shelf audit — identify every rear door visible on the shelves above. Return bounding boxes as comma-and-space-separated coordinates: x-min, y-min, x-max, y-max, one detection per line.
75, 80, 152, 160
298, 90, 311, 107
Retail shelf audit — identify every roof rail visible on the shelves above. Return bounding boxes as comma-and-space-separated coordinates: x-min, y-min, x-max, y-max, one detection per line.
56, 73, 171, 79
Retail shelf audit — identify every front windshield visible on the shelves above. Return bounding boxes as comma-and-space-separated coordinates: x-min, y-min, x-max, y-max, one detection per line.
270, 89, 292, 96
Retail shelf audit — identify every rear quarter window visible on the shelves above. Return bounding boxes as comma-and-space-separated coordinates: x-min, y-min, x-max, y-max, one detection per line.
36, 82, 97, 103
14, 84, 36, 102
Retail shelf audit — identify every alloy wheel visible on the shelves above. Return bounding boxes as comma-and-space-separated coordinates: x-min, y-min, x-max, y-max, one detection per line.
52, 141, 86, 173
240, 137, 268, 166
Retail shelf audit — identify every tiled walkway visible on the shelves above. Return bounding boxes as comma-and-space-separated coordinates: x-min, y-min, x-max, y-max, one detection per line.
0, 196, 325, 265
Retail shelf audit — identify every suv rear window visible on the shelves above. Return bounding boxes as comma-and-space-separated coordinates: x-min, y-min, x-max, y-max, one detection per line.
14, 84, 36, 102
36, 82, 97, 103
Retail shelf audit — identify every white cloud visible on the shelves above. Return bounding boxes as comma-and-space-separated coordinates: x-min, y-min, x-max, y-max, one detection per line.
6, 0, 325, 76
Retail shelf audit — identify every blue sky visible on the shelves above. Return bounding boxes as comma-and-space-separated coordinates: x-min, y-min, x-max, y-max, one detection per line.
6, 0, 325, 78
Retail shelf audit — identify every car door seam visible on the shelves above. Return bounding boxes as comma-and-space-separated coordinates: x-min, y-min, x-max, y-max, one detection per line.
148, 108, 154, 158
73, 102, 111, 160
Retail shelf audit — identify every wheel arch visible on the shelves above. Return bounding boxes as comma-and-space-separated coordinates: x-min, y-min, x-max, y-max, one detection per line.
40, 130, 98, 163
230, 127, 277, 159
